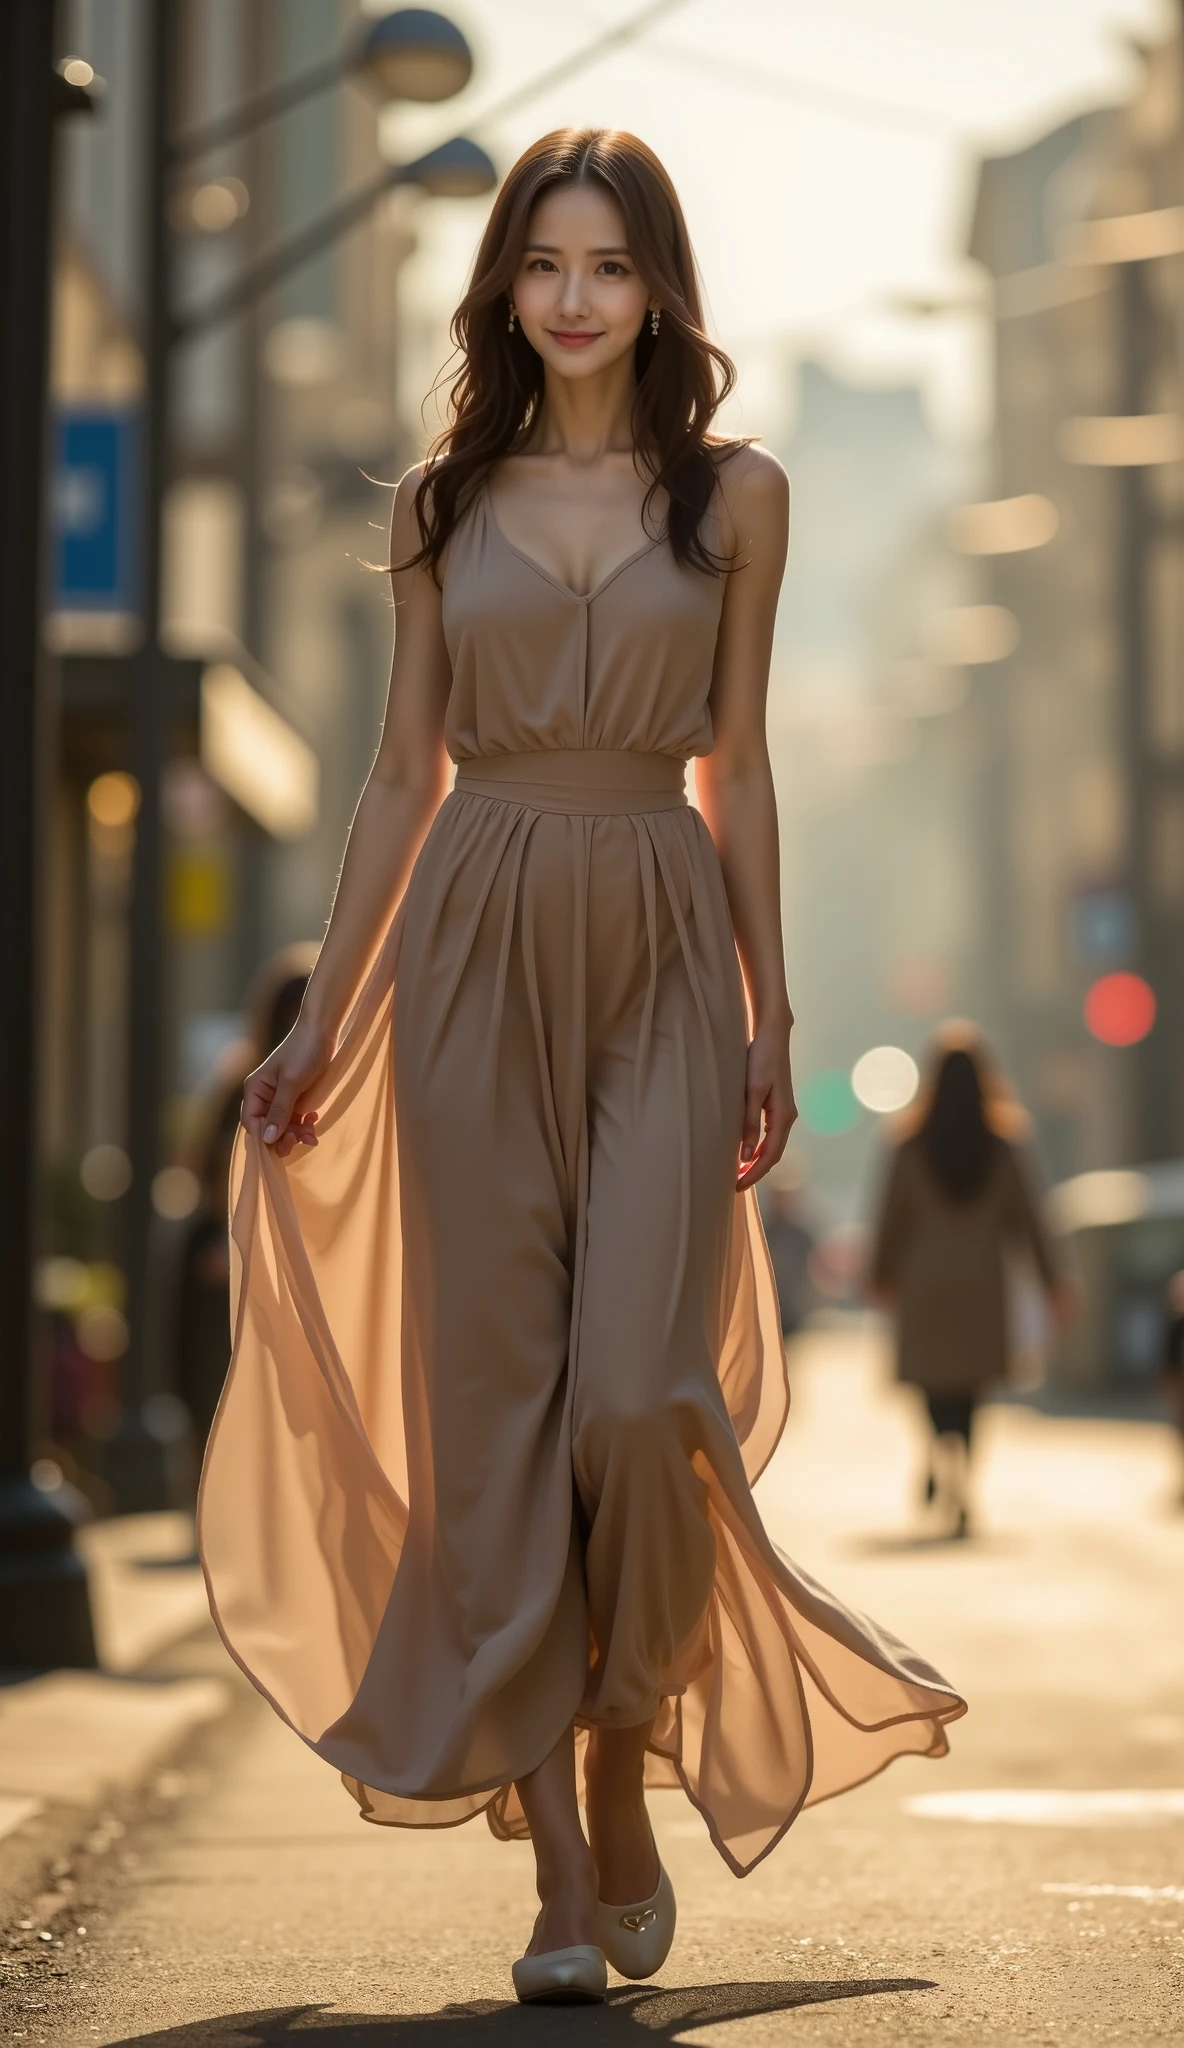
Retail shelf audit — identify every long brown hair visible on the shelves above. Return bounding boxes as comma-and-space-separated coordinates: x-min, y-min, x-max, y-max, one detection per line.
898, 1022, 1029, 1203
408, 128, 740, 579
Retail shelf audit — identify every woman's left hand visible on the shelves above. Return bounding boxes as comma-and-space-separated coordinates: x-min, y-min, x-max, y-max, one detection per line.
737, 1017, 798, 1191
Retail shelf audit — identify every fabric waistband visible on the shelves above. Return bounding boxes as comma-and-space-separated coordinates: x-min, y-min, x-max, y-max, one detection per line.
453, 749, 688, 815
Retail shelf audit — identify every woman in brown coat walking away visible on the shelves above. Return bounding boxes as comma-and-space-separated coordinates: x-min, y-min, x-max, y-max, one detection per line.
869, 1027, 1067, 1538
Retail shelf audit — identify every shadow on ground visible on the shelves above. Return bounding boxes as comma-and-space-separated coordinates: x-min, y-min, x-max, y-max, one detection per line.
108, 1979, 938, 2045
842, 1530, 1022, 1557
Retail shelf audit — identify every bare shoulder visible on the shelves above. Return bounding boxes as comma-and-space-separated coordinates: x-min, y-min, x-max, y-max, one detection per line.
388, 461, 434, 586
712, 441, 789, 568
391, 460, 428, 534
716, 440, 788, 500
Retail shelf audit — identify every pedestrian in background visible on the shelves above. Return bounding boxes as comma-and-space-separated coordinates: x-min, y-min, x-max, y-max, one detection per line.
759, 1160, 816, 1337
868, 1024, 1067, 1538
174, 944, 317, 1461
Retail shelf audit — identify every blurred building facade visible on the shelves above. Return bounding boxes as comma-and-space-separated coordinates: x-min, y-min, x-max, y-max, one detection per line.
51, 0, 418, 1125
968, 24, 1184, 1178
43, 0, 421, 1482
770, 361, 982, 1218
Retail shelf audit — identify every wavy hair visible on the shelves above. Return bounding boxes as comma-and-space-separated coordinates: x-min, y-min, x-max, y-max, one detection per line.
407, 128, 740, 579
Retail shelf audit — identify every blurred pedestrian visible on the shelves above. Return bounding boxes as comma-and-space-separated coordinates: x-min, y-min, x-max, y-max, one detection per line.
1160, 1269, 1184, 1507
760, 1161, 816, 1336
174, 945, 317, 1460
868, 1024, 1068, 1538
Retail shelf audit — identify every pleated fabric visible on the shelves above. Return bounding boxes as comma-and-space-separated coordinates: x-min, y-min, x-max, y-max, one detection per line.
198, 483, 965, 1878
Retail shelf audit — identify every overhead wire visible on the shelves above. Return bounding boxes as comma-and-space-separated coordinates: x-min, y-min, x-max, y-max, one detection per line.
458, 0, 693, 137
404, 0, 959, 170
636, 39, 957, 133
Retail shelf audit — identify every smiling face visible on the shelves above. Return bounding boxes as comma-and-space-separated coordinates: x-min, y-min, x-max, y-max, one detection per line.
510, 179, 655, 382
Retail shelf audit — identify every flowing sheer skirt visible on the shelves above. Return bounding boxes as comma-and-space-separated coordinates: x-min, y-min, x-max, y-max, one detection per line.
198, 783, 965, 1878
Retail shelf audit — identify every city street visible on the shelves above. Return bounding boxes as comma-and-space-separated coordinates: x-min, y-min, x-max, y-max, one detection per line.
5, 1328, 1183, 2047
5, 8, 1184, 2046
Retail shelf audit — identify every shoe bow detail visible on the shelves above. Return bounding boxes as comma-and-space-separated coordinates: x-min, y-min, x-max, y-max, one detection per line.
598, 1859, 676, 1980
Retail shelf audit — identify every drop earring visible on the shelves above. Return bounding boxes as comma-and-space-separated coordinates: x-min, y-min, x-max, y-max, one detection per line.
650, 307, 661, 336
507, 303, 517, 334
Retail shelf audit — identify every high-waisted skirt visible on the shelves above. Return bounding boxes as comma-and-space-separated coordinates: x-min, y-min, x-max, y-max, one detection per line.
198, 750, 965, 1878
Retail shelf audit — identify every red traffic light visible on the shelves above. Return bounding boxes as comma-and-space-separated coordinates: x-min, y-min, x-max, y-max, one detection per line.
1084, 971, 1156, 1047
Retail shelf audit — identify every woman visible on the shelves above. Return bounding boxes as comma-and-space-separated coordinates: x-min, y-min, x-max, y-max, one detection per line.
199, 130, 964, 2005
869, 1025, 1066, 1539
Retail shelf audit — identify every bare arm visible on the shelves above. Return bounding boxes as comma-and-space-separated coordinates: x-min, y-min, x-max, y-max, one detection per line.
242, 467, 453, 1153
697, 445, 796, 1191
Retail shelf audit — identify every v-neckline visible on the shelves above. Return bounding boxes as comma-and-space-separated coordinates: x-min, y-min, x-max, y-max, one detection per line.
483, 481, 661, 604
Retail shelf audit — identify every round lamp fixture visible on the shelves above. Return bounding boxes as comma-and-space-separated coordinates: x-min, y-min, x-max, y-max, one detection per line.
358, 9, 473, 102
401, 136, 498, 199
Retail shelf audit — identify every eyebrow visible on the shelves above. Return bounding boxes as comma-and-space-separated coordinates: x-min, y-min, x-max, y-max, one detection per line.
523, 243, 631, 256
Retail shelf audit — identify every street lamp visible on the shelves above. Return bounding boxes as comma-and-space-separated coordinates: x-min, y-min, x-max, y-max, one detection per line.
109, 3, 494, 1516
406, 136, 499, 200
1, 3, 102, 1667
358, 9, 473, 101
176, 137, 496, 340
171, 8, 476, 160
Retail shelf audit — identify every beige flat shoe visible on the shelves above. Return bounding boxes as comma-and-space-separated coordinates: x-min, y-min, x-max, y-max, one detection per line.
511, 1944, 608, 2004
597, 1858, 677, 1980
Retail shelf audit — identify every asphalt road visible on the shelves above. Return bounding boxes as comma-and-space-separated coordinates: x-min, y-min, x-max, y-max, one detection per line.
6, 1327, 1184, 2047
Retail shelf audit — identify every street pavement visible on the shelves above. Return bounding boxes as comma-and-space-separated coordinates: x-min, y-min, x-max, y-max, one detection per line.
0, 1512, 232, 1940
4, 1324, 1184, 2047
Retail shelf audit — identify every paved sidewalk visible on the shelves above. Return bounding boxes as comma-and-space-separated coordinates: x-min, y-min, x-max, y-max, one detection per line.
7, 1330, 1184, 2045
0, 1514, 234, 1934
76, 1513, 214, 1677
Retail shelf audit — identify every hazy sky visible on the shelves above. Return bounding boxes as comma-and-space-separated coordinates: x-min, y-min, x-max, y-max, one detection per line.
372, 0, 1175, 444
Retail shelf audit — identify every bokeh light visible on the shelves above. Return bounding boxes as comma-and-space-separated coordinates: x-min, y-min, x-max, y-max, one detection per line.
945, 493, 1059, 556
1084, 972, 1156, 1047
76, 1303, 129, 1362
798, 1069, 860, 1136
851, 1045, 920, 1114
86, 771, 140, 829
151, 1165, 202, 1221
188, 177, 249, 234
924, 603, 1021, 666
80, 1143, 132, 1201
33, 1254, 89, 1312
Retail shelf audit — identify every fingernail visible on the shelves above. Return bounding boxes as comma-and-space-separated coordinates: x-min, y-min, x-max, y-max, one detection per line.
741, 1144, 753, 1161
263, 1125, 277, 1143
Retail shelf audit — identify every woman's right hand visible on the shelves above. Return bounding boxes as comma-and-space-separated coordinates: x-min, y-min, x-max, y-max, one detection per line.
241, 1017, 336, 1159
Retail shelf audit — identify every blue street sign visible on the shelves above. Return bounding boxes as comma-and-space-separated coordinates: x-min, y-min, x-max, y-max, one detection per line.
51, 409, 140, 612
1072, 886, 1135, 968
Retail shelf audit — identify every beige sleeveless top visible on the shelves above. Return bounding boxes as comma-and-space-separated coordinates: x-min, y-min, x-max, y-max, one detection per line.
441, 480, 724, 769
